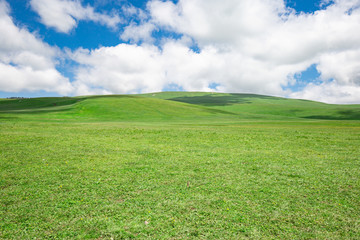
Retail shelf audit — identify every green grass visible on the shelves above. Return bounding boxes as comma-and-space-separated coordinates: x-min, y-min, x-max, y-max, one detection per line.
1, 92, 360, 239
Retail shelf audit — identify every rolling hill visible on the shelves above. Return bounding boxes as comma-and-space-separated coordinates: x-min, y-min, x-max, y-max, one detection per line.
0, 92, 359, 122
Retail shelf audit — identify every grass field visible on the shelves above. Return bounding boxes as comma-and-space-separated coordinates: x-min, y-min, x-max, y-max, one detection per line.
1, 92, 360, 239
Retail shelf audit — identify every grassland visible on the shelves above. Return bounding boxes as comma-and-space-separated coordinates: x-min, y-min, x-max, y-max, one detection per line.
1, 92, 360, 239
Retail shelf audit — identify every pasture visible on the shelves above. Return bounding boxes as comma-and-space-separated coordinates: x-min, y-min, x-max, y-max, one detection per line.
1, 93, 359, 239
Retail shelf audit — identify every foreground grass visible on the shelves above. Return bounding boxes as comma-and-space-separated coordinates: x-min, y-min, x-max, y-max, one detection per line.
1, 120, 360, 239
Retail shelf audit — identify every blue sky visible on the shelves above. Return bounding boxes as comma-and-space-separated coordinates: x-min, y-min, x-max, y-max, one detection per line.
1, 0, 360, 103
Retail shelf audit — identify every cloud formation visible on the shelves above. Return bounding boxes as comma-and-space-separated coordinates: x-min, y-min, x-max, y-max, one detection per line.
2, 0, 360, 103
30, 0, 121, 33
0, 0, 73, 94
290, 81, 360, 104
121, 22, 157, 43
68, 0, 360, 103
70, 44, 165, 95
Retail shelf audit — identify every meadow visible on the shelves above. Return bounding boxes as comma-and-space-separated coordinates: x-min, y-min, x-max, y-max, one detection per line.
1, 92, 359, 239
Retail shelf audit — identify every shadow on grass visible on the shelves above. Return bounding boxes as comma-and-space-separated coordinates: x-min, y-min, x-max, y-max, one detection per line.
0, 108, 73, 115
0, 116, 18, 120
304, 110, 360, 120
169, 93, 276, 106
0, 95, 135, 115
0, 98, 81, 112
203, 108, 237, 115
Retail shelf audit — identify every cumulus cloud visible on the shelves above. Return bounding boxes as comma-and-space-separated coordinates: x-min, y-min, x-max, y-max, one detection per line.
121, 22, 157, 43
148, 0, 288, 48
70, 0, 360, 103
30, 0, 121, 33
290, 81, 360, 104
122, 4, 148, 20
0, 63, 72, 94
0, 0, 73, 94
69, 44, 165, 95
290, 47, 360, 103
317, 49, 360, 85
2, 0, 358, 103
69, 37, 302, 96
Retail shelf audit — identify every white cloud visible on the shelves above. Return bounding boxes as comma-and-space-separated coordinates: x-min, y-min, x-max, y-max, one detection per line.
121, 22, 156, 43
122, 5, 148, 20
0, 0, 73, 95
290, 81, 360, 104
69, 44, 165, 95
317, 49, 360, 85
148, 0, 288, 48
290, 48, 360, 103
0, 63, 72, 94
120, 5, 154, 43
3, 0, 359, 103
95, 0, 359, 103
30, 0, 121, 33
68, 37, 304, 96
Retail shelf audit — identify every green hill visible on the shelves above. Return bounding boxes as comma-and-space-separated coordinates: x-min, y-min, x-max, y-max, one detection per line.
141, 92, 360, 120
1, 92, 359, 122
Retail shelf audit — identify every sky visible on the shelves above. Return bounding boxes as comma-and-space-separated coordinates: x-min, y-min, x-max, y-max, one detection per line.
1, 0, 360, 103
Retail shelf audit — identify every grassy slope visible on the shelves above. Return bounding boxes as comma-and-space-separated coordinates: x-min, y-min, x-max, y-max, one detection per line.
1, 92, 360, 121
1, 92, 360, 239
141, 92, 360, 120
0, 95, 236, 122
